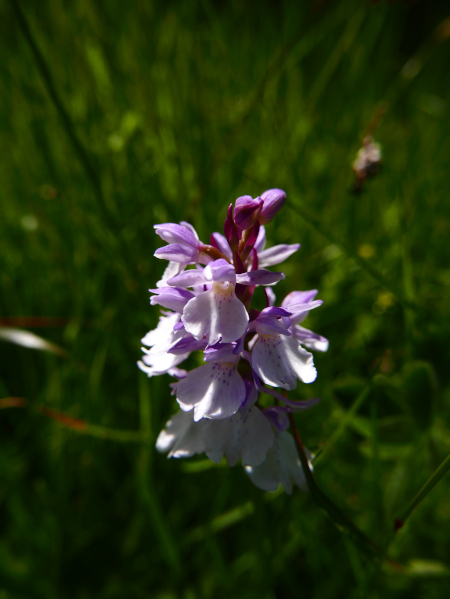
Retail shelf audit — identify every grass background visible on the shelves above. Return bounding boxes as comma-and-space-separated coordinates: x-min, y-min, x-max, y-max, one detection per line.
1, 0, 450, 597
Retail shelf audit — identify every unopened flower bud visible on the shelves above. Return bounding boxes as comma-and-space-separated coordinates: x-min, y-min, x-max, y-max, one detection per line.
259, 189, 286, 225
233, 195, 263, 231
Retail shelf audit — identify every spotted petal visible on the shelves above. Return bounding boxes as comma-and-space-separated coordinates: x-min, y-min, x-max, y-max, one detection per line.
252, 334, 317, 390
176, 361, 246, 421
182, 281, 249, 345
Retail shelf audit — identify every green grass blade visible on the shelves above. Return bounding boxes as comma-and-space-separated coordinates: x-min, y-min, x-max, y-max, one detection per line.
287, 202, 423, 314
396, 453, 450, 530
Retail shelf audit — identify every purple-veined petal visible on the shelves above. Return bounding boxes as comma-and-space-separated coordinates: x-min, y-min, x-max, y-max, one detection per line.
154, 244, 199, 263
179, 221, 199, 240
176, 362, 246, 421
211, 232, 233, 261
149, 287, 195, 313
258, 244, 300, 268
156, 410, 206, 458
236, 270, 285, 286
203, 343, 240, 364
292, 325, 329, 352
244, 431, 308, 494
182, 282, 249, 345
253, 313, 291, 336
202, 405, 274, 467
252, 334, 317, 390
154, 223, 199, 247
204, 259, 236, 285
259, 189, 286, 225
282, 290, 318, 308
286, 300, 323, 315
168, 336, 208, 354
260, 306, 291, 317
168, 269, 206, 288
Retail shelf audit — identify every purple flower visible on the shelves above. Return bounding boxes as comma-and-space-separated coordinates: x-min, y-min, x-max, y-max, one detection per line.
176, 343, 246, 421
138, 187, 328, 493
154, 222, 209, 264
168, 259, 284, 345
250, 308, 317, 389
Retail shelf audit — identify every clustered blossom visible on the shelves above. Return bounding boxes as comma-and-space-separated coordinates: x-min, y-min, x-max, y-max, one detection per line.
138, 189, 328, 494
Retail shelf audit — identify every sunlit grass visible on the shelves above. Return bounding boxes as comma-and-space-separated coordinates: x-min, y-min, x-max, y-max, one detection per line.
1, 0, 450, 597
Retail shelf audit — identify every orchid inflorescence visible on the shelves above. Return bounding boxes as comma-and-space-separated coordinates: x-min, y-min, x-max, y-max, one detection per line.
138, 189, 328, 494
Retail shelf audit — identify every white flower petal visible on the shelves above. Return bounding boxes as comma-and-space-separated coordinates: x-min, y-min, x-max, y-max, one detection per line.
244, 432, 308, 494
176, 362, 246, 421
139, 350, 190, 377
202, 406, 274, 467
156, 410, 206, 458
293, 325, 329, 352
252, 334, 316, 390
141, 311, 183, 349
182, 281, 249, 345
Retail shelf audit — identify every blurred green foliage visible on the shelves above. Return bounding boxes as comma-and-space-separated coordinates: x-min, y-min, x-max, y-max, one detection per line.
1, 0, 450, 597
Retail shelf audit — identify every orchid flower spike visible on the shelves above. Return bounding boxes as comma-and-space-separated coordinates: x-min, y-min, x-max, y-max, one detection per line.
139, 188, 328, 494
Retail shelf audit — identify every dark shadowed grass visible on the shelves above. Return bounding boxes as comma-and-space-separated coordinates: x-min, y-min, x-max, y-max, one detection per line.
1, 0, 450, 597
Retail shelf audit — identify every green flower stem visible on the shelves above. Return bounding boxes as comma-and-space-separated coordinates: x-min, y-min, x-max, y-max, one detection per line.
289, 414, 388, 562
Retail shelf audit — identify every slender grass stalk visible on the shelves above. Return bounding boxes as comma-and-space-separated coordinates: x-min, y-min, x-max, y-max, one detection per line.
9, 1, 104, 207
136, 378, 182, 575
9, 0, 138, 287
395, 453, 450, 531
314, 382, 373, 465
0, 397, 147, 442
